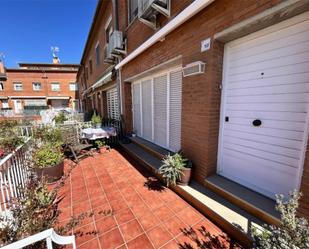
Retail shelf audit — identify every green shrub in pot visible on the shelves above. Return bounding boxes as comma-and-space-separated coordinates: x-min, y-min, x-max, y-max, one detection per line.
91, 113, 102, 128
32, 143, 64, 183
32, 143, 63, 169
158, 153, 186, 187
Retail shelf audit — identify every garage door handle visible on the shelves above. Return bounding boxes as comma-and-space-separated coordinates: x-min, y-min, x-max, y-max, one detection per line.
253, 119, 262, 127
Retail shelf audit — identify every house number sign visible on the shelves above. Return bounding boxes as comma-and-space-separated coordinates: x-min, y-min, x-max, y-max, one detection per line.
201, 38, 211, 52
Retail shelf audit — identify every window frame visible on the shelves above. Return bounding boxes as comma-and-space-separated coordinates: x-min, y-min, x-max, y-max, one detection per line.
13, 82, 23, 91
32, 82, 42, 91
105, 15, 113, 44
51, 82, 60, 91
95, 42, 101, 66
1, 100, 9, 109
128, 0, 139, 24
69, 82, 78, 91
89, 60, 93, 74
0, 82, 3, 91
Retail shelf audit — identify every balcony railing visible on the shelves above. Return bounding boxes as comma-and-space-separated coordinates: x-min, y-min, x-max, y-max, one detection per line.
1, 228, 76, 249
0, 138, 31, 214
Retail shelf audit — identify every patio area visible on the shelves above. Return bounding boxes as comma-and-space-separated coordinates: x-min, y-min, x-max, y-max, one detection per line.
57, 149, 241, 249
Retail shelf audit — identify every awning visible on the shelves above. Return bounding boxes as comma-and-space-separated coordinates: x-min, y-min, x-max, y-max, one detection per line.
0, 96, 8, 100
47, 96, 70, 100
92, 71, 112, 90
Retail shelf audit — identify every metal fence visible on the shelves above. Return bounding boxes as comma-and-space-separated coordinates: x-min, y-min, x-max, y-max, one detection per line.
0, 139, 31, 213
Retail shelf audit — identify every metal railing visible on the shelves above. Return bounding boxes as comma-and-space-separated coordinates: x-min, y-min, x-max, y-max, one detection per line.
0, 139, 31, 213
1, 228, 76, 249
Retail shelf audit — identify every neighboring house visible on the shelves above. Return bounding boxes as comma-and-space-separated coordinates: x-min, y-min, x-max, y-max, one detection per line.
0, 56, 80, 114
78, 0, 309, 225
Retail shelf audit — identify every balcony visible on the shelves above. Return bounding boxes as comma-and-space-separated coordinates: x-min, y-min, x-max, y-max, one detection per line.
0, 122, 240, 248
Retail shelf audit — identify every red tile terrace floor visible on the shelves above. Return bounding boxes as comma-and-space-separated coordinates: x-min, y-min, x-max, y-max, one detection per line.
56, 149, 241, 249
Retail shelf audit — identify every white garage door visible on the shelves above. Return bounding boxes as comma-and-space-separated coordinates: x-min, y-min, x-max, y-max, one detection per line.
132, 67, 182, 152
218, 13, 309, 199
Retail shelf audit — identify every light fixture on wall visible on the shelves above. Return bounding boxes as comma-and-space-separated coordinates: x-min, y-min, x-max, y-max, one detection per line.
182, 61, 205, 77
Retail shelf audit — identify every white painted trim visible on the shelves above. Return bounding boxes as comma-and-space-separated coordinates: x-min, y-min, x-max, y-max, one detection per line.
131, 65, 182, 85
226, 11, 309, 48
217, 44, 230, 175
151, 78, 154, 141
124, 55, 182, 82
166, 72, 170, 148
214, 1, 309, 41
104, 15, 112, 30
139, 82, 143, 137
92, 72, 112, 90
115, 0, 215, 69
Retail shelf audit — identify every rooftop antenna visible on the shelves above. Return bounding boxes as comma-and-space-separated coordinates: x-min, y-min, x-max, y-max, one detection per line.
51, 47, 60, 63
0, 52, 5, 62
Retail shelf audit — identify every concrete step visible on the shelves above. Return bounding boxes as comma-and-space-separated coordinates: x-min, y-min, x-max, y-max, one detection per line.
119, 141, 267, 248
130, 136, 172, 160
205, 174, 280, 226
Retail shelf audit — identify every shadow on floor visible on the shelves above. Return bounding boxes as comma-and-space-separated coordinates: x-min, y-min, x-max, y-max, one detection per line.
144, 176, 166, 192
178, 226, 241, 249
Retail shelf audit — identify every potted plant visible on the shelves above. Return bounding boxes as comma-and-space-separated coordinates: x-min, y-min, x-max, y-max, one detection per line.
158, 153, 185, 187
95, 139, 110, 153
31, 143, 64, 183
91, 113, 102, 128
179, 159, 192, 185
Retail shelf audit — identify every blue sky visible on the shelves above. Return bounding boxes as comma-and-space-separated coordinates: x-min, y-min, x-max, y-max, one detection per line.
0, 0, 98, 67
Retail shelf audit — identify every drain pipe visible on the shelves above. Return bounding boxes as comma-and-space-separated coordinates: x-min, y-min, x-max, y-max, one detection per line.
112, 0, 123, 118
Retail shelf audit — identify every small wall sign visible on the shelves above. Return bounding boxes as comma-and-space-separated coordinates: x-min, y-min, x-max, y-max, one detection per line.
201, 38, 211, 52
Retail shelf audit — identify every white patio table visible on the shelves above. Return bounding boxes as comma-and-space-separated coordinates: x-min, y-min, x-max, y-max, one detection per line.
81, 126, 117, 140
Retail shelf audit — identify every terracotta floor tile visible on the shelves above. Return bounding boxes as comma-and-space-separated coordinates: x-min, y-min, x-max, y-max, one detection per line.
95, 216, 117, 235
147, 225, 172, 248
131, 203, 151, 218
138, 213, 160, 231
73, 200, 91, 215
74, 222, 97, 246
161, 239, 179, 249
163, 216, 188, 237
90, 194, 108, 208
99, 227, 124, 249
58, 207, 72, 221
109, 198, 128, 212
152, 205, 174, 221
119, 219, 143, 242
115, 208, 135, 225
168, 198, 189, 213
93, 203, 113, 221
177, 207, 203, 226
56, 152, 237, 248
127, 233, 154, 249
77, 238, 100, 249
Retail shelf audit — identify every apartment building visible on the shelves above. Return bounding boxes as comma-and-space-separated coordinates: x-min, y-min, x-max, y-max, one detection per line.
78, 0, 309, 224
0, 57, 80, 114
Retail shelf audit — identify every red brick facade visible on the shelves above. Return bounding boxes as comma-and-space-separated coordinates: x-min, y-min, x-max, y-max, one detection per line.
78, 0, 309, 218
0, 63, 79, 112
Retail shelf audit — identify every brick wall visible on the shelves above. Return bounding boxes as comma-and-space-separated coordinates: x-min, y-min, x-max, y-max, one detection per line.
80, 0, 308, 218
1, 70, 78, 109
120, 0, 309, 217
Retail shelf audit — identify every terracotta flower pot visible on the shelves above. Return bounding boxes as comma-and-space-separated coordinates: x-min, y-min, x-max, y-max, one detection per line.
99, 147, 108, 153
34, 161, 64, 183
178, 167, 192, 185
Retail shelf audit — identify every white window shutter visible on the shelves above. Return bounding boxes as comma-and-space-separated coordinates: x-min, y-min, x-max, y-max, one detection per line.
169, 70, 182, 152
133, 83, 141, 136
142, 79, 152, 141
153, 75, 167, 148
107, 87, 119, 120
